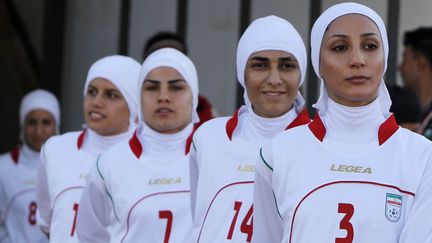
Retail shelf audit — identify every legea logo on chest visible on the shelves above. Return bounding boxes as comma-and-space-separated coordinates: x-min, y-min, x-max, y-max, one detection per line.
148, 177, 182, 185
330, 164, 372, 174
237, 164, 255, 172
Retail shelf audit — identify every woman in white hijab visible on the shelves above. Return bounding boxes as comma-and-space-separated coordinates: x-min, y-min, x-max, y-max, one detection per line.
76, 48, 199, 243
190, 15, 310, 243
254, 2, 432, 243
0, 89, 59, 243
36, 55, 140, 243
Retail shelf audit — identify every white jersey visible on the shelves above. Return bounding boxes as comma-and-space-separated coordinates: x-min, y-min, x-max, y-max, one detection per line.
0, 145, 48, 243
190, 109, 310, 243
36, 130, 95, 243
77, 130, 193, 243
254, 115, 432, 243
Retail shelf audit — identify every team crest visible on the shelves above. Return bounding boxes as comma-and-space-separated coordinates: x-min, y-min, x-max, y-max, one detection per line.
385, 193, 402, 222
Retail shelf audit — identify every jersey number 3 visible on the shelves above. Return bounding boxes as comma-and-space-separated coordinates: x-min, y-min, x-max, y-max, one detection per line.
227, 201, 253, 242
336, 203, 354, 243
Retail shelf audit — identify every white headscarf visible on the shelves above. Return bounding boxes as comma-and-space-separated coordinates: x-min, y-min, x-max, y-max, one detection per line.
311, 2, 391, 117
236, 15, 308, 113
84, 55, 141, 126
20, 89, 60, 129
137, 47, 199, 124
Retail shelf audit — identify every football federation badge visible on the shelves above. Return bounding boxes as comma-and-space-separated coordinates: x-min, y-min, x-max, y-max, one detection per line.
385, 193, 402, 222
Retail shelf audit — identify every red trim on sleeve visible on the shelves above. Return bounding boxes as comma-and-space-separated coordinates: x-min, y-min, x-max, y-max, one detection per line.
185, 124, 199, 155
378, 114, 399, 145
129, 130, 143, 159
308, 113, 326, 142
225, 109, 240, 141
286, 108, 311, 130
77, 129, 87, 149
10, 145, 20, 164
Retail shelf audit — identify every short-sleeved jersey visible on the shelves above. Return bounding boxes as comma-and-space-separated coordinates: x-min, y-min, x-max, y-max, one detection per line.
254, 114, 432, 243
77, 131, 193, 243
190, 109, 310, 243
0, 145, 48, 243
37, 130, 95, 243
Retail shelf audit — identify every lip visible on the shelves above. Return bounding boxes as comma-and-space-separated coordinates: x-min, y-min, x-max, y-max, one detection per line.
346, 75, 369, 83
88, 111, 105, 121
155, 107, 174, 114
262, 91, 286, 96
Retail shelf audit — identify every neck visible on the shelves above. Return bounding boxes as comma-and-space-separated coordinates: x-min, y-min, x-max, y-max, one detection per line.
82, 128, 134, 156
418, 76, 432, 112
322, 98, 385, 144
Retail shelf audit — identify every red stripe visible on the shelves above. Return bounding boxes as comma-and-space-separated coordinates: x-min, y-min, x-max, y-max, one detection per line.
10, 145, 20, 164
121, 190, 190, 243
288, 180, 415, 243
286, 108, 311, 129
77, 129, 87, 149
196, 181, 254, 243
387, 200, 402, 206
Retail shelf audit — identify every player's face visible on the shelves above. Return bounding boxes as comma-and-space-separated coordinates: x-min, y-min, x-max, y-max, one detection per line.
141, 66, 193, 134
244, 50, 301, 118
83, 78, 130, 136
399, 46, 420, 90
23, 109, 56, 151
320, 14, 384, 107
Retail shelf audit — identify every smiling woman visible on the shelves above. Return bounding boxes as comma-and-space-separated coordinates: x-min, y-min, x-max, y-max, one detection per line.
36, 55, 140, 243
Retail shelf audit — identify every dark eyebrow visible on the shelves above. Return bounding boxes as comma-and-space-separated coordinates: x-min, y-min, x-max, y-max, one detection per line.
250, 56, 269, 62
329, 32, 379, 39
280, 56, 297, 62
144, 79, 186, 84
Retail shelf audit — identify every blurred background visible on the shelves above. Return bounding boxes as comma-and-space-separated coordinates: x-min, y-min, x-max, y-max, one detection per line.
1, 0, 431, 152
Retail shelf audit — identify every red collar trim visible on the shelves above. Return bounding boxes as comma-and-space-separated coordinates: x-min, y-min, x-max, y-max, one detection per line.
308, 113, 399, 145
226, 109, 240, 141
225, 108, 311, 141
378, 114, 399, 145
129, 124, 198, 159
286, 108, 311, 129
129, 130, 143, 159
10, 145, 20, 164
77, 129, 87, 150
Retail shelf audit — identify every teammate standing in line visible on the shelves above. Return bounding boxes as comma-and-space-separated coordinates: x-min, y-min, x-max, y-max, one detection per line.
189, 15, 310, 243
254, 3, 432, 242
76, 48, 199, 243
0, 89, 59, 243
36, 55, 140, 243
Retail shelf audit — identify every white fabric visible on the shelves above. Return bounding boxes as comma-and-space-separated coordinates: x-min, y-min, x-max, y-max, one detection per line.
311, 2, 391, 116
235, 105, 297, 143
236, 15, 307, 113
19, 89, 60, 129
138, 48, 200, 124
84, 55, 141, 125
76, 123, 193, 242
0, 144, 48, 243
323, 98, 385, 144
81, 128, 133, 157
253, 124, 432, 243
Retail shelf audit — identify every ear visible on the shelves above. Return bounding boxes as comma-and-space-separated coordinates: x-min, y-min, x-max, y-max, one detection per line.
417, 55, 430, 72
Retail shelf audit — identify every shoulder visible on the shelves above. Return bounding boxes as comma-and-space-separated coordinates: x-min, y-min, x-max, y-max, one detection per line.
44, 131, 82, 148
193, 116, 231, 141
396, 128, 432, 153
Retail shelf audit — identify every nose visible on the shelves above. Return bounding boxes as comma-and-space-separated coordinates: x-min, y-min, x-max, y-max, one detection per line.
158, 87, 171, 103
266, 68, 282, 86
350, 48, 366, 68
91, 93, 104, 107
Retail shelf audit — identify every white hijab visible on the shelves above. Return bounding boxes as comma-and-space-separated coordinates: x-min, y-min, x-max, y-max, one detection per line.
84, 55, 141, 126
236, 15, 308, 113
19, 89, 60, 150
20, 89, 60, 129
311, 2, 391, 117
137, 47, 199, 124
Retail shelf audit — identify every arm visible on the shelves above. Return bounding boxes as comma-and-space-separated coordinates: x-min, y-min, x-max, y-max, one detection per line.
189, 139, 199, 220
399, 152, 432, 242
76, 155, 112, 243
252, 146, 284, 243
36, 144, 51, 237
